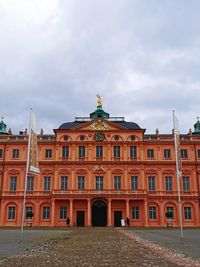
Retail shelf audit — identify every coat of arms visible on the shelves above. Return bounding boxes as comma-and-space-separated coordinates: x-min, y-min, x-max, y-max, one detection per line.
90, 120, 110, 131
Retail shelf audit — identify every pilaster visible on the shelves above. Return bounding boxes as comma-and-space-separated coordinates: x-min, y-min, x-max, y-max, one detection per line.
144, 199, 148, 227
107, 199, 112, 226
126, 199, 130, 218
69, 199, 73, 226
51, 199, 55, 226
87, 199, 91, 226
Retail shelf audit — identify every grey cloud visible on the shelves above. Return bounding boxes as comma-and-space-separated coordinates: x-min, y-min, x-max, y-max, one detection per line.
0, 0, 200, 134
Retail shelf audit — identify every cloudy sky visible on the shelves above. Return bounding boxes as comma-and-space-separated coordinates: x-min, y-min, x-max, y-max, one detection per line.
0, 0, 200, 134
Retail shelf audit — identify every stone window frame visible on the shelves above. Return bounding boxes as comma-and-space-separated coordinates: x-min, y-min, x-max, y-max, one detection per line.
61, 176, 68, 190
132, 206, 139, 220
45, 149, 52, 158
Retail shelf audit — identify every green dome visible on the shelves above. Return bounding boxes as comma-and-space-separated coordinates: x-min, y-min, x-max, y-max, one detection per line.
194, 117, 200, 134
90, 108, 109, 119
90, 95, 109, 119
0, 117, 8, 135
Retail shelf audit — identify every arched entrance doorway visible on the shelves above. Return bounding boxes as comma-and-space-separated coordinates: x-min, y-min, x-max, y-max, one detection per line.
92, 200, 107, 226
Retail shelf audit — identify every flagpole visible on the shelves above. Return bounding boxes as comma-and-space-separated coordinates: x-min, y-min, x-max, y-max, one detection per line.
20, 110, 32, 241
173, 110, 183, 243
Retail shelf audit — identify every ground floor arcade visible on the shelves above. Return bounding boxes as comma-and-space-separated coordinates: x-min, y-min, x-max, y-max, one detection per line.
0, 196, 199, 227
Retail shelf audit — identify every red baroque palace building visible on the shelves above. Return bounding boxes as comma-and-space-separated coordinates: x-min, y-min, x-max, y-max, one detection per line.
0, 100, 200, 228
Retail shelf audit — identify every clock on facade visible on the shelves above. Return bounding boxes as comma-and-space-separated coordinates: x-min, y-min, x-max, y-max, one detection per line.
94, 132, 105, 141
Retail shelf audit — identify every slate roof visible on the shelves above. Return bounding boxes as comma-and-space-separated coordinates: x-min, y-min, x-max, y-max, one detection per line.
113, 121, 141, 130
58, 121, 141, 130
58, 121, 86, 130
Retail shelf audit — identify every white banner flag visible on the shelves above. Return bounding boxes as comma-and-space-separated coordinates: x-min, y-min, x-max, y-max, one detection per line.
173, 111, 182, 178
29, 112, 40, 174
172, 110, 183, 240
21, 110, 39, 240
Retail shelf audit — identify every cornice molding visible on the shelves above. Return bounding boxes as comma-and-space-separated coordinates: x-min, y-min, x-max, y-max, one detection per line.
112, 169, 123, 175
145, 169, 157, 175
8, 169, 20, 175
76, 169, 87, 175
182, 169, 192, 175
162, 169, 175, 175
42, 169, 54, 175
128, 169, 140, 175
59, 169, 70, 175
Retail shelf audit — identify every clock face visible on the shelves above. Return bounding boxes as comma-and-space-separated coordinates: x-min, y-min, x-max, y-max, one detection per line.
95, 132, 105, 142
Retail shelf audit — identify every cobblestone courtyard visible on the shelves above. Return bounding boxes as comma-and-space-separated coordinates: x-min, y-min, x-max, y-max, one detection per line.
0, 228, 199, 267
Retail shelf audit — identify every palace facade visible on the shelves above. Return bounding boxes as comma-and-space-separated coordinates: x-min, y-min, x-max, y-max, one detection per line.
0, 102, 200, 227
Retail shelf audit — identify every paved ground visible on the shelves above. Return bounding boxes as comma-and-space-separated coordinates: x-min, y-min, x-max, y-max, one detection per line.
0, 228, 69, 257
0, 227, 190, 267
132, 228, 200, 261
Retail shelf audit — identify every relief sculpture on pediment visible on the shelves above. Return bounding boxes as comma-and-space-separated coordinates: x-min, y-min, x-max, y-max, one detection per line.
90, 120, 110, 131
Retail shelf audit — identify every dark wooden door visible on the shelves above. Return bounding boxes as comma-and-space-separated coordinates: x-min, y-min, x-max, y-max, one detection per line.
76, 211, 85, 227
92, 201, 107, 226
114, 211, 122, 227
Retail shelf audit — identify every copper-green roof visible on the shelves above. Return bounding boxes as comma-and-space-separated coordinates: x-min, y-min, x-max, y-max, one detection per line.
0, 118, 8, 135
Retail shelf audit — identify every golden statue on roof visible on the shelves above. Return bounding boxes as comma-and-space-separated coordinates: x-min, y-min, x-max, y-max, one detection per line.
96, 95, 103, 106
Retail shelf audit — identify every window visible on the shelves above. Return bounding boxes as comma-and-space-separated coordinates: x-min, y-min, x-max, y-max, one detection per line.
147, 149, 154, 158
43, 207, 50, 219
131, 176, 138, 190
60, 207, 67, 219
166, 207, 174, 219
8, 206, 16, 219
181, 149, 188, 158
164, 149, 171, 159
165, 176, 172, 191
61, 176, 68, 190
148, 176, 155, 191
132, 206, 139, 219
26, 206, 33, 219
130, 146, 137, 158
130, 135, 135, 141
10, 176, 17, 191
79, 146, 85, 158
78, 176, 85, 190
114, 176, 121, 190
64, 135, 68, 141
80, 135, 85, 141
27, 176, 34, 191
12, 149, 19, 158
114, 146, 120, 158
114, 135, 119, 141
149, 206, 157, 219
62, 146, 69, 158
0, 149, 3, 158
96, 176, 103, 190
96, 146, 103, 158
184, 207, 192, 220
183, 176, 190, 192
197, 150, 200, 158
44, 176, 51, 191
45, 149, 52, 158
